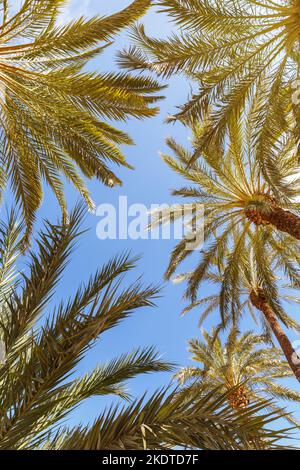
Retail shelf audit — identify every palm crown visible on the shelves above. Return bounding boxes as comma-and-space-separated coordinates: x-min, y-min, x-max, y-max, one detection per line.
173, 240, 300, 381
119, 0, 300, 155
157, 117, 300, 380
159, 119, 300, 295
176, 326, 300, 424
178, 247, 297, 322
0, 0, 297, 451
0, 0, 163, 240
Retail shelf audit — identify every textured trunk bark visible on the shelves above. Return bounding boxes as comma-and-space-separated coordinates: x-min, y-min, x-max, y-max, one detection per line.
263, 206, 300, 240
250, 289, 300, 382
245, 206, 300, 240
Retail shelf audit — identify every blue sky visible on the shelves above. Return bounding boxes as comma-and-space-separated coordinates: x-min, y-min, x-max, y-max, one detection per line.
33, 0, 202, 423
15, 0, 300, 429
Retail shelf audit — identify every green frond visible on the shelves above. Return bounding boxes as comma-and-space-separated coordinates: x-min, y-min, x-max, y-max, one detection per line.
0, 206, 179, 450
123, 0, 300, 160
177, 325, 300, 426
43, 387, 291, 450
0, 0, 162, 238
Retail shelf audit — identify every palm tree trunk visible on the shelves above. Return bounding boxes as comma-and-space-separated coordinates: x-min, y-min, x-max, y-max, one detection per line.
263, 206, 300, 240
250, 289, 300, 382
246, 206, 300, 240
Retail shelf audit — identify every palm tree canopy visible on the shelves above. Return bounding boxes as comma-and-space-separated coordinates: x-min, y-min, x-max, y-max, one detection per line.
0, 204, 289, 450
172, 238, 300, 390
119, 0, 300, 155
177, 326, 300, 422
0, 203, 172, 449
156, 119, 300, 309
0, 0, 163, 240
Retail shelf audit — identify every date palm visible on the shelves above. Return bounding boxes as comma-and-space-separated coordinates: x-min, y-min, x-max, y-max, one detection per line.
154, 118, 300, 380
119, 0, 300, 156
0, 0, 163, 241
176, 326, 300, 424
155, 119, 300, 293
0, 205, 286, 450
174, 242, 300, 382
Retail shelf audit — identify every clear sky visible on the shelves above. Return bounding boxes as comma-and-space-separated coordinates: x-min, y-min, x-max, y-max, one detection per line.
31, 0, 202, 423
17, 0, 300, 429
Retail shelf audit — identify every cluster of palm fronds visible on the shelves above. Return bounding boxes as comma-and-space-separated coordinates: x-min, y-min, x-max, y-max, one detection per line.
0, 0, 163, 241
0, 205, 288, 450
0, 0, 300, 450
176, 326, 300, 425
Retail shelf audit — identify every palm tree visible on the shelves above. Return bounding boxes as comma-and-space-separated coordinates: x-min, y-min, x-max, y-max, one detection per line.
176, 326, 300, 424
0, 0, 163, 240
119, 0, 300, 156
0, 205, 286, 450
151, 118, 300, 379
154, 119, 300, 289
173, 242, 300, 382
